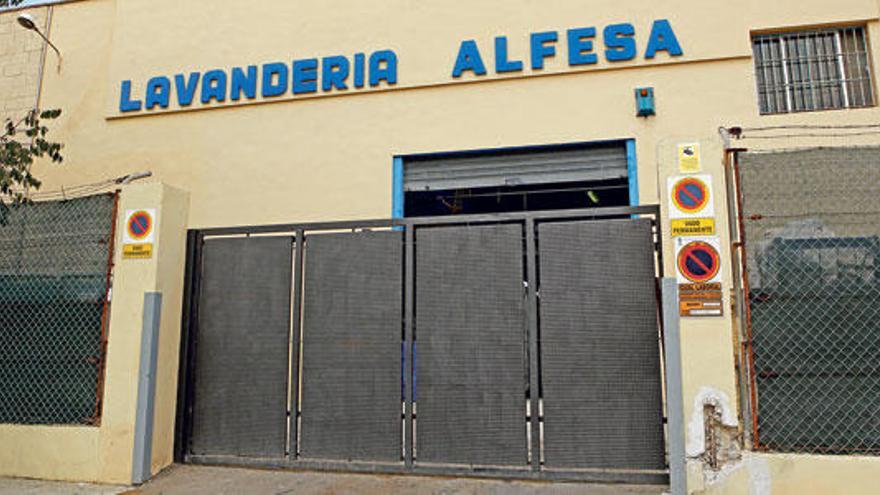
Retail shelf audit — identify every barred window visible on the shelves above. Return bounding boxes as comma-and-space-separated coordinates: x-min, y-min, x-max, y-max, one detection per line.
752, 26, 875, 114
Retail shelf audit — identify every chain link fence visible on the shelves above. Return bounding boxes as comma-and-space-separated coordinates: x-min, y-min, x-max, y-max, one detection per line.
0, 192, 117, 425
738, 146, 880, 454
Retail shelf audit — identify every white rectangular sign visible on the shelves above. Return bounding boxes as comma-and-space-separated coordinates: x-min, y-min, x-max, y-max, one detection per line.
667, 174, 715, 220
674, 235, 723, 285
122, 209, 157, 244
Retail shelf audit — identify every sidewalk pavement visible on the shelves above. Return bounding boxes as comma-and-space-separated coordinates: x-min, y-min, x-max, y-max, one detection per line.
2, 464, 668, 495
0, 478, 125, 495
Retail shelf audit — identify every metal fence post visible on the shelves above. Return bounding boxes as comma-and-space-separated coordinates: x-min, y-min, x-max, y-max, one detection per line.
404, 225, 415, 467
661, 278, 686, 495
524, 218, 541, 471
289, 230, 304, 459
132, 292, 162, 485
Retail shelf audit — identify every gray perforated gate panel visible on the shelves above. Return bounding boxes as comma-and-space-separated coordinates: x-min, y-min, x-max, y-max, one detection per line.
300, 231, 403, 462
415, 224, 528, 467
538, 219, 665, 470
191, 237, 292, 458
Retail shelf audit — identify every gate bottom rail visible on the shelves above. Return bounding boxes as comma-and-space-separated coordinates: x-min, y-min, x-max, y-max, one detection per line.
185, 454, 670, 485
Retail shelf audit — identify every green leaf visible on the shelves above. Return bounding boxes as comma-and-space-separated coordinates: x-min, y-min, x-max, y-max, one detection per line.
0, 108, 65, 198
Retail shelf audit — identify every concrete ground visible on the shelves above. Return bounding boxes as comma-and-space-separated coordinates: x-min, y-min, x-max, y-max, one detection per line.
131, 465, 667, 495
0, 478, 126, 495
1, 465, 668, 494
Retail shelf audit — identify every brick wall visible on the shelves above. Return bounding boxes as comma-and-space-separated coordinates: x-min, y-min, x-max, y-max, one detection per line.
0, 7, 48, 125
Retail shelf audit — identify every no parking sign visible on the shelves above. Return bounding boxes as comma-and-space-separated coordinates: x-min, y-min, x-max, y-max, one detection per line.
675, 236, 724, 317
667, 174, 715, 220
676, 239, 721, 284
123, 209, 157, 259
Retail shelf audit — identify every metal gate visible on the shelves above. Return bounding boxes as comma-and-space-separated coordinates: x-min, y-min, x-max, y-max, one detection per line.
177, 206, 668, 484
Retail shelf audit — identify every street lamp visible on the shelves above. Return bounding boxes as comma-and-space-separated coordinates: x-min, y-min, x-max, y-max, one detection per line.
16, 13, 61, 72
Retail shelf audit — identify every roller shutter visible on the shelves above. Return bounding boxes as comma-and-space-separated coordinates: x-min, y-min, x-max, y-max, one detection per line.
404, 142, 628, 192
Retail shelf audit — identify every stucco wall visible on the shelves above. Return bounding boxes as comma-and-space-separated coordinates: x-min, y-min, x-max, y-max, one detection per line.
21, 0, 880, 226
1, 0, 880, 491
698, 453, 880, 494
0, 5, 46, 123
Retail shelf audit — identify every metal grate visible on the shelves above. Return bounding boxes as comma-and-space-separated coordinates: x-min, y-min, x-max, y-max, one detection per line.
738, 147, 880, 454
538, 219, 665, 470
299, 231, 403, 462
414, 223, 528, 467
752, 26, 875, 114
190, 237, 292, 458
0, 193, 117, 425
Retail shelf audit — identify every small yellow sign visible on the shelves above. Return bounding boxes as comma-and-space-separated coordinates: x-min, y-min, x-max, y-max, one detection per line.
123, 243, 153, 259
678, 143, 701, 173
671, 218, 715, 237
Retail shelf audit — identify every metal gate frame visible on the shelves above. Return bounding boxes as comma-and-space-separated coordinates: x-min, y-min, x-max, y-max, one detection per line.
174, 205, 670, 484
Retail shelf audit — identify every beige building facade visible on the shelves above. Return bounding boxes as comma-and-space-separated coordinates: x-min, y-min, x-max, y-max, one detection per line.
1, 0, 880, 493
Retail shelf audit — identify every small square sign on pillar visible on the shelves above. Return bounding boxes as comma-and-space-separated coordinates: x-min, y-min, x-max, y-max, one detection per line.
668, 174, 717, 237
677, 143, 702, 173
123, 209, 157, 259
674, 236, 724, 317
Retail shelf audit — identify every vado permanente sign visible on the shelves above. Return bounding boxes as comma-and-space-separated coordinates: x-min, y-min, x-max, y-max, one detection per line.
118, 19, 682, 114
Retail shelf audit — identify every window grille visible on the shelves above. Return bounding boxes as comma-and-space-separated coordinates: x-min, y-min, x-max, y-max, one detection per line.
752, 26, 875, 114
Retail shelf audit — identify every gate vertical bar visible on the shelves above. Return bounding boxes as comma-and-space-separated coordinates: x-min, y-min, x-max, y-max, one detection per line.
661, 278, 686, 495
724, 148, 754, 448
404, 225, 415, 467
176, 231, 204, 461
175, 230, 201, 462
289, 230, 304, 459
525, 218, 541, 471
732, 153, 761, 449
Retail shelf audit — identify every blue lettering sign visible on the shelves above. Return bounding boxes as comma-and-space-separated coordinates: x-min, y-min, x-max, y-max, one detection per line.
369, 50, 398, 86
353, 53, 366, 88
322, 56, 350, 91
201, 70, 227, 104
116, 20, 683, 115
293, 59, 318, 94
119, 80, 142, 112
262, 62, 288, 98
231, 66, 258, 101
495, 36, 523, 73
530, 31, 557, 70
452, 40, 487, 77
645, 19, 683, 58
175, 73, 200, 106
567, 27, 598, 66
145, 76, 170, 110
604, 23, 637, 62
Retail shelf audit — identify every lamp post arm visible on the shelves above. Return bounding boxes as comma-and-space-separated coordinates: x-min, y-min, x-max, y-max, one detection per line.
34, 29, 62, 72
